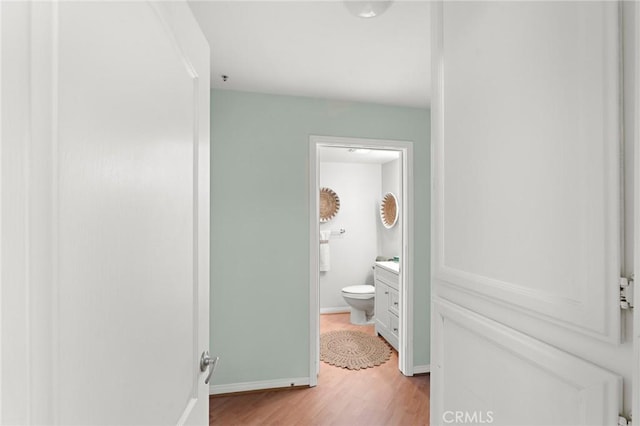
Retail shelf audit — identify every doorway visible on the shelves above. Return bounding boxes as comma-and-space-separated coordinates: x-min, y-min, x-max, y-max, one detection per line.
309, 135, 414, 385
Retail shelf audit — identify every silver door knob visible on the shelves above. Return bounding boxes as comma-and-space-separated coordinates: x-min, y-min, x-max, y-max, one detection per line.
200, 351, 219, 385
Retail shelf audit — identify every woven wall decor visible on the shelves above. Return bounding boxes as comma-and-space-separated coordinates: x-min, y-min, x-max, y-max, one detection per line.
319, 187, 340, 222
380, 192, 398, 228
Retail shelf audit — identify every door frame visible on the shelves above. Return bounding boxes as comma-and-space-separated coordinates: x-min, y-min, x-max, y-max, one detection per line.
308, 135, 414, 384
632, 1, 640, 421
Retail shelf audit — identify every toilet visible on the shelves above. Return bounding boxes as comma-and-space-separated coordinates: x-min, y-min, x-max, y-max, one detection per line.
341, 285, 375, 325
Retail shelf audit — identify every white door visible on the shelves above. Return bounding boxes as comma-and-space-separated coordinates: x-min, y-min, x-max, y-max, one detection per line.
0, 1, 210, 425
431, 2, 634, 425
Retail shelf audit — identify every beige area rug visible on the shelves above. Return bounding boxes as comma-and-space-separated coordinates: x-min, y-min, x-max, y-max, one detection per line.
320, 330, 392, 370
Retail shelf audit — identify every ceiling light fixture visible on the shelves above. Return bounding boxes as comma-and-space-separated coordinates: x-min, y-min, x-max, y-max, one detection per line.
344, 0, 393, 18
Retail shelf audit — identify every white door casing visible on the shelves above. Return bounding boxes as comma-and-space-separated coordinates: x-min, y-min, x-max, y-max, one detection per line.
0, 1, 210, 424
309, 135, 414, 380
632, 1, 640, 422
432, 2, 632, 425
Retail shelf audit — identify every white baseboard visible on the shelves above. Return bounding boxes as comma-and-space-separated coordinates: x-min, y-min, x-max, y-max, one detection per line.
320, 307, 350, 314
413, 364, 430, 374
209, 377, 311, 395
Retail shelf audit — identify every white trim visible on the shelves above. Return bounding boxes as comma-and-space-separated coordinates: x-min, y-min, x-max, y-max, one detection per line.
400, 139, 414, 376
0, 2, 3, 416
632, 0, 640, 421
1, 3, 37, 421
413, 365, 430, 375
320, 307, 350, 314
49, 3, 60, 422
209, 377, 311, 396
309, 135, 415, 378
309, 140, 320, 387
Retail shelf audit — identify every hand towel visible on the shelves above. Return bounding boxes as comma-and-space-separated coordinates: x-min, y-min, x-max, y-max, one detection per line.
319, 230, 331, 272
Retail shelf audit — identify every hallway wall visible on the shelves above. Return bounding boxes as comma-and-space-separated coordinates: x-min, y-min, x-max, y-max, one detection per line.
210, 89, 431, 388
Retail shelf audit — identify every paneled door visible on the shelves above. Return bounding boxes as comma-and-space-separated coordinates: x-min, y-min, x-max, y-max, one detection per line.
431, 2, 634, 425
1, 1, 210, 424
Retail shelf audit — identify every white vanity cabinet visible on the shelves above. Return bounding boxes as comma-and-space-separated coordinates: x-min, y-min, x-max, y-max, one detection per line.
374, 262, 400, 351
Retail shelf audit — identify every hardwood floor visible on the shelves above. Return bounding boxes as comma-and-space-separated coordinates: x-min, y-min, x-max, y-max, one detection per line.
209, 313, 430, 425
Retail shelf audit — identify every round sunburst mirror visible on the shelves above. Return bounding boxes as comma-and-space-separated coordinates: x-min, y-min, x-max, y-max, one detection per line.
319, 187, 340, 222
380, 192, 398, 228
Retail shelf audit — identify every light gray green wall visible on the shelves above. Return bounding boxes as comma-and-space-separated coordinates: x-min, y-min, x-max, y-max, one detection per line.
210, 89, 430, 386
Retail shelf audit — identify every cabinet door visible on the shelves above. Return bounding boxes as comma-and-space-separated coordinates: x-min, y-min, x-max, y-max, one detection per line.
375, 282, 390, 329
389, 314, 399, 338
389, 288, 399, 316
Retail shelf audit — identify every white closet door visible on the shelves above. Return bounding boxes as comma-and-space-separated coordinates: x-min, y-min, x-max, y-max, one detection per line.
431, 2, 632, 425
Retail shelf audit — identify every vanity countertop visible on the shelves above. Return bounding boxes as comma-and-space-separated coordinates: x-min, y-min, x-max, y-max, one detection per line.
375, 261, 400, 274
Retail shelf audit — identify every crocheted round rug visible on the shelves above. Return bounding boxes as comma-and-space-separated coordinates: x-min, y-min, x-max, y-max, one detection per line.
320, 330, 392, 370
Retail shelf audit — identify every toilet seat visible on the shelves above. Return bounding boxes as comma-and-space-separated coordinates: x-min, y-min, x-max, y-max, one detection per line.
342, 285, 375, 299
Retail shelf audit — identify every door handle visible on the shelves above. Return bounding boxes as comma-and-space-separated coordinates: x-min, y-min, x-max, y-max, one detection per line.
200, 351, 219, 385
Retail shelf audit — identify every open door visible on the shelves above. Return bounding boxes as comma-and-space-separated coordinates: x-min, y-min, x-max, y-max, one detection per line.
431, 2, 633, 425
1, 1, 210, 424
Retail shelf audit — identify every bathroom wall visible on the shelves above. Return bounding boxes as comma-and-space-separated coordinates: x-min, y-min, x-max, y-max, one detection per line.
210, 89, 431, 388
378, 158, 402, 259
319, 162, 381, 311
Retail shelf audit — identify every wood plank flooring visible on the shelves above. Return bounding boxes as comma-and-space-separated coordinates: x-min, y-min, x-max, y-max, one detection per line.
209, 313, 430, 426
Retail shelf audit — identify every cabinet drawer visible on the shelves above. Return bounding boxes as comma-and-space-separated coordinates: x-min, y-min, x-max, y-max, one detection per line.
375, 265, 399, 290
389, 314, 399, 337
389, 288, 399, 315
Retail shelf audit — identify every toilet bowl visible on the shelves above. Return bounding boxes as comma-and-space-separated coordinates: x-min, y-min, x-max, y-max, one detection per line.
341, 285, 375, 325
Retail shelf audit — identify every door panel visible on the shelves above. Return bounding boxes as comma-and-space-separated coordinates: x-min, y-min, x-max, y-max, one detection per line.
434, 1, 621, 343
433, 299, 621, 426
431, 2, 632, 425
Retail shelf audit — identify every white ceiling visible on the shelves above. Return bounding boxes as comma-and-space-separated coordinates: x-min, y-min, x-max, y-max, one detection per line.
187, 1, 431, 108
318, 146, 400, 164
